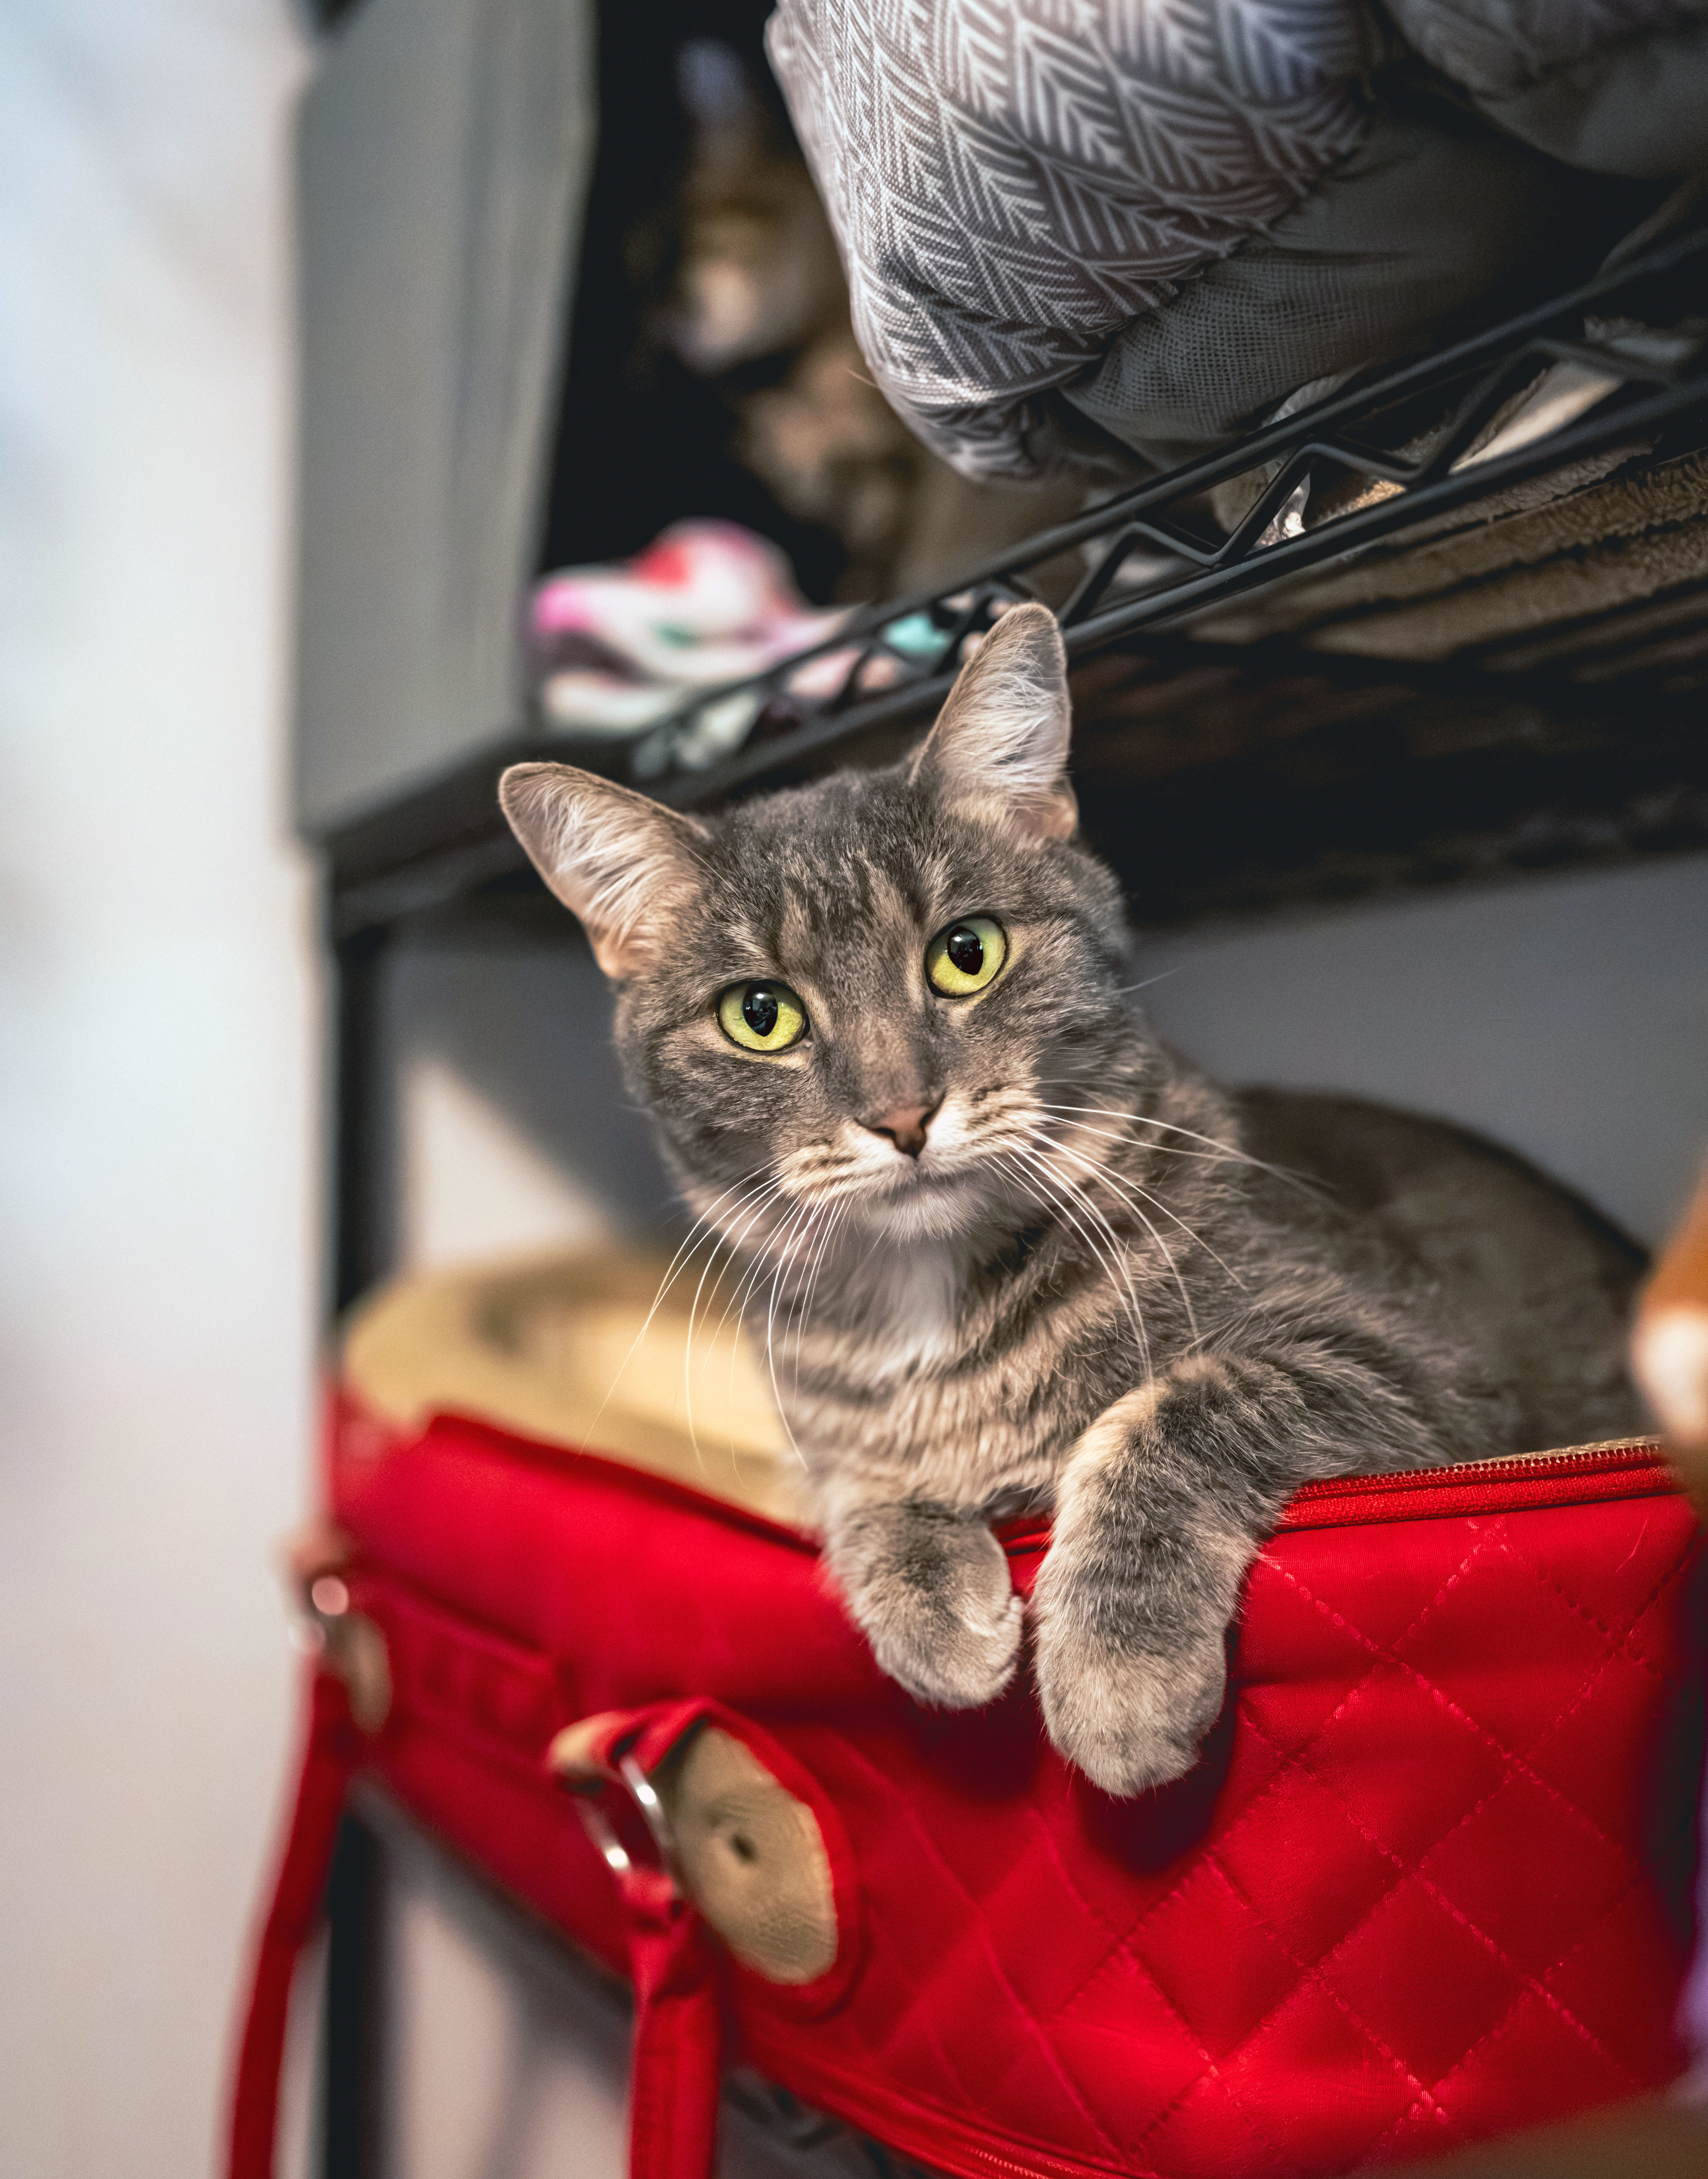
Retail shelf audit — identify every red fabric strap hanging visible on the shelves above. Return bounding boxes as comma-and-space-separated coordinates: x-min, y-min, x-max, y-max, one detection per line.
227, 1671, 725, 2179
226, 1668, 359, 2179
614, 1860, 721, 2179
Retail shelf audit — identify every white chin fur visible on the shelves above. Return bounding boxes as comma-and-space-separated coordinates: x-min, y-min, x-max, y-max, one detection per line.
862, 1178, 990, 1242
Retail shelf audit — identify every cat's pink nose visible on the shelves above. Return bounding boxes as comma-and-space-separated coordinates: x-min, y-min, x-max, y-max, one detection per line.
864, 1102, 938, 1158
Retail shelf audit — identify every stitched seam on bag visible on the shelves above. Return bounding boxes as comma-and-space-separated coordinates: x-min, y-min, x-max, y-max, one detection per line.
833, 1738, 1134, 2167
742, 2035, 1169, 2179
1038, 1528, 1500, 2032
1132, 1852, 1439, 2161
1495, 1539, 1699, 1785
1382, 1642, 1669, 1889
1256, 1532, 1674, 1962
1363, 1872, 1649, 2162
1135, 1712, 1559, 2155
1114, 1836, 1446, 2165
848, 1515, 1685, 2161
1103, 1522, 1679, 2123
1041, 1515, 1683, 2157
1235, 1710, 1629, 2077
1227, 1543, 1697, 2091
1497, 1524, 1694, 1691
1053, 1699, 1490, 2155
1205, 1851, 1448, 2131
1270, 1532, 1676, 1891
1027, 1814, 1300, 2172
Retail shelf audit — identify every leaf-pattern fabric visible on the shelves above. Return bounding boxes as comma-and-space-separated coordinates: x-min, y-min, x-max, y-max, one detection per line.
768, 0, 1708, 482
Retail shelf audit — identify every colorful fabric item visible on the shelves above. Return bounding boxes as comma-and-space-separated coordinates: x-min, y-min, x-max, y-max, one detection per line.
530, 520, 850, 761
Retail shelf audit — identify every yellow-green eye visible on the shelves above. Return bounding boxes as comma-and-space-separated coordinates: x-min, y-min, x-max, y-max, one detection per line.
718, 980, 808, 1054
925, 916, 1008, 997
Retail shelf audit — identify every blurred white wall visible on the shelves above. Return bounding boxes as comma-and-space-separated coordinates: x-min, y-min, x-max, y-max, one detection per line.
0, 6, 316, 2176
1138, 852, 1708, 1251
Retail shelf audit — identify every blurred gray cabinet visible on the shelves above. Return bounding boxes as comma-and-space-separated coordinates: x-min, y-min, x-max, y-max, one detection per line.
295, 0, 595, 832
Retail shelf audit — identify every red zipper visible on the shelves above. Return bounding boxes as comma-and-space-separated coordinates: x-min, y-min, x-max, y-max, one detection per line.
993, 1440, 1677, 1568
1276, 1438, 1674, 1531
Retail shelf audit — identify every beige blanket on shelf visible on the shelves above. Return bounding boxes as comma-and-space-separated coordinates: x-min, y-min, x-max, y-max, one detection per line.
342, 1249, 802, 1525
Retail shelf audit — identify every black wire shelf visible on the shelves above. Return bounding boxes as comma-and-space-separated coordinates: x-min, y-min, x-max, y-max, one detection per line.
324, 218, 1708, 940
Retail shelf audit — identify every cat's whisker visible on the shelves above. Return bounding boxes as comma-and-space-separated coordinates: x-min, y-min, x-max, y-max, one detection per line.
999, 1142, 1154, 1383
711, 1186, 809, 1348
1032, 1126, 1208, 1332
1032, 1096, 1328, 1199
685, 1174, 794, 1463
755, 1196, 820, 1470
1110, 965, 1188, 997
725, 1197, 826, 1450
1031, 1147, 1170, 1378
706, 1197, 816, 1470
587, 1160, 779, 1450
997, 1146, 1154, 1383
790, 1193, 850, 1392
1027, 1153, 1156, 1362
1032, 1120, 1250, 1300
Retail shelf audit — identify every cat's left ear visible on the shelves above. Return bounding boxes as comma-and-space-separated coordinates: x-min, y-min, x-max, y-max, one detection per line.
911, 602, 1076, 844
499, 763, 709, 981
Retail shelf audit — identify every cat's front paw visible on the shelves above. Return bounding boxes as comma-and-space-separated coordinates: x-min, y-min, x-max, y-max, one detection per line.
1034, 1624, 1227, 1795
829, 1504, 1023, 1710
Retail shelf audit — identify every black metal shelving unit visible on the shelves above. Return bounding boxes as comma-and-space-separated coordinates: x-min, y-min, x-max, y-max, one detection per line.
310, 221, 1708, 2177
325, 220, 1708, 938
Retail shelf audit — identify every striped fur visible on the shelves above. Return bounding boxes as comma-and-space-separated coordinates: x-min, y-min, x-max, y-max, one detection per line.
501, 608, 1644, 1794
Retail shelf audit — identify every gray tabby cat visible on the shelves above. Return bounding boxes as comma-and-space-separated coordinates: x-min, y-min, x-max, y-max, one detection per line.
501, 605, 1643, 1796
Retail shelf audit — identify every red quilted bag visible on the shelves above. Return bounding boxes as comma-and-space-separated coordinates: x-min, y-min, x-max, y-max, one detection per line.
232, 1392, 1704, 2179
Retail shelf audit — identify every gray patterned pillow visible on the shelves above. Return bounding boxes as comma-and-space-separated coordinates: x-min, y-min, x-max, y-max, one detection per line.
768, 0, 1705, 484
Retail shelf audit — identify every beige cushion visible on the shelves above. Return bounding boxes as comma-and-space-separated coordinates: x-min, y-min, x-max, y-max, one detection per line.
342, 1248, 803, 1526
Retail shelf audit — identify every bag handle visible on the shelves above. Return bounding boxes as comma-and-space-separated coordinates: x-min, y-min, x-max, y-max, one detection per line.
230, 1678, 729, 2179
227, 1665, 360, 2179
550, 1704, 727, 2179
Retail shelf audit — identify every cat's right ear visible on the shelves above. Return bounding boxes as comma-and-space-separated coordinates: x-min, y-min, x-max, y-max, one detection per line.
911, 601, 1077, 844
499, 764, 708, 981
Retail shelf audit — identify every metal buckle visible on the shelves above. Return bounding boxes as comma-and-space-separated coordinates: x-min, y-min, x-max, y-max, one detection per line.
571, 1745, 682, 1895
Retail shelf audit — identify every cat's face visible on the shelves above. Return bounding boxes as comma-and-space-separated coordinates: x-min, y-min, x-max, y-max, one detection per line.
502, 607, 1145, 1250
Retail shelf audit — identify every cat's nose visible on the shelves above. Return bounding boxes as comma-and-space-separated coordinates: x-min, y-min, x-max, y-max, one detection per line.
864, 1101, 939, 1158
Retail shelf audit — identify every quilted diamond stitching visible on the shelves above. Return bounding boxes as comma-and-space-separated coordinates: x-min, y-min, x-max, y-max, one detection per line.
1237, 1712, 1631, 2072
835, 1737, 1135, 2166
1072, 1760, 1477, 2140
1270, 1524, 1686, 1894
1362, 1872, 1648, 2161
1035, 1529, 1529, 2140
854, 1503, 1695, 2170
1143, 1853, 1436, 2156
1055, 1527, 1506, 2000
1029, 1527, 1497, 2035
1207, 1524, 1701, 2089
1498, 1522, 1696, 1692
1097, 1519, 1700, 2155
1052, 1858, 1303, 2169
1248, 1525, 1503, 1762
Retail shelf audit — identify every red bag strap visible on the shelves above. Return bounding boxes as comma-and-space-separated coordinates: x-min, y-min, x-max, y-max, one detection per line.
612, 1862, 721, 2179
551, 1704, 727, 2179
226, 1666, 359, 2179
229, 1677, 725, 2179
